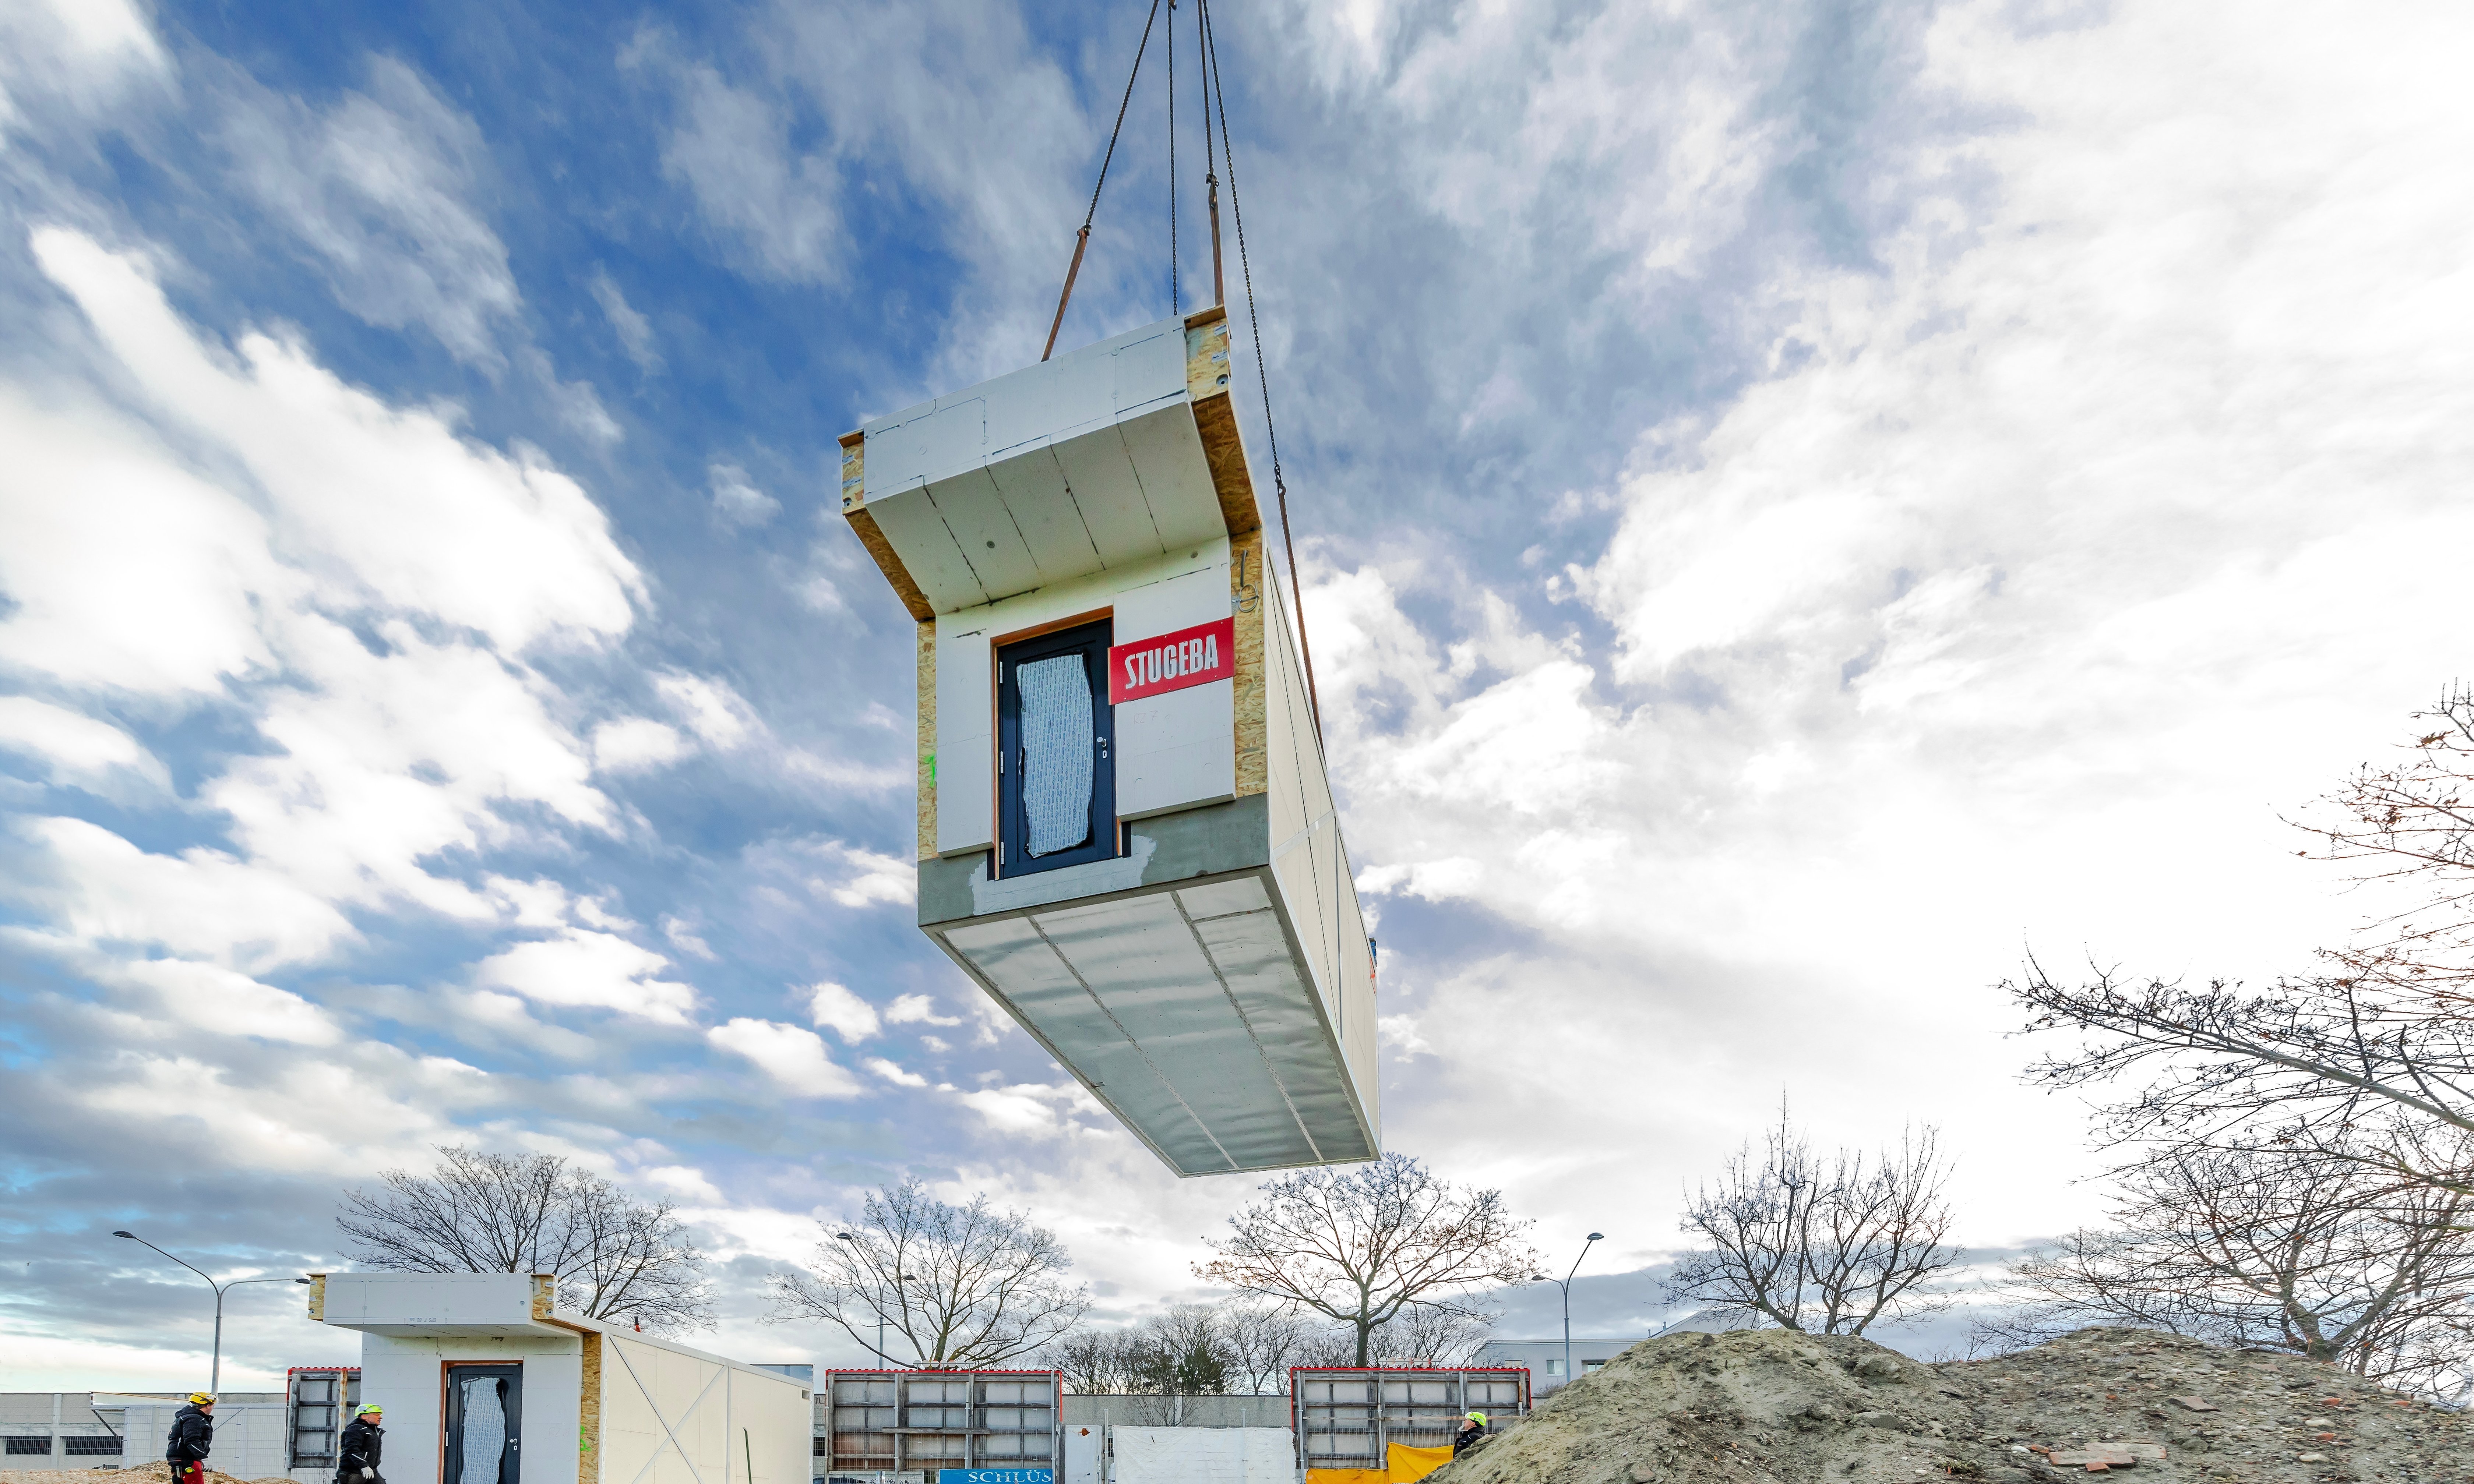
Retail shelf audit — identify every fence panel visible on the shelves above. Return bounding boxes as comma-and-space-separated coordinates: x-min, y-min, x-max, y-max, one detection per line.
819, 1370, 1061, 1484
1289, 1368, 1531, 1480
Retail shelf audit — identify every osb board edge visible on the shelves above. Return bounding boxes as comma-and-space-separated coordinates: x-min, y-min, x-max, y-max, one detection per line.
917, 619, 937, 862
1191, 391, 1262, 538
578, 1331, 602, 1484
1232, 529, 1268, 798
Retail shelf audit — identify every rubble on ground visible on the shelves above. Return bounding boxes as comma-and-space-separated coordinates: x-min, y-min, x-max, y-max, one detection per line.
1429, 1325, 2474, 1484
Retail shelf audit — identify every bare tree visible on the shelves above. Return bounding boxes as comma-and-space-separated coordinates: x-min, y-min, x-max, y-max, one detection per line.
338, 1146, 711, 1333
1044, 1328, 1138, 1394
1219, 1300, 1348, 1393
2011, 689, 2474, 1196
1662, 1109, 1962, 1335
1366, 1305, 1496, 1367
1125, 1304, 1233, 1395
1196, 1153, 1538, 1366
770, 1177, 1089, 1365
1995, 1137, 2474, 1395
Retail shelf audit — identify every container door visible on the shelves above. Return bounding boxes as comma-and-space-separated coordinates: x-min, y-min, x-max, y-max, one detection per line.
443, 1365, 522, 1484
996, 618, 1116, 875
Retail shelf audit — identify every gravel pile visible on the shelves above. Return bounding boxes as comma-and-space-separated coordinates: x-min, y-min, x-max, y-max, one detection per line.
1430, 1325, 2474, 1484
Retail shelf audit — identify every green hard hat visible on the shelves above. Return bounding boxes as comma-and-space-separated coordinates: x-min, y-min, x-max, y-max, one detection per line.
1466, 1411, 1488, 1424
356, 1404, 384, 1416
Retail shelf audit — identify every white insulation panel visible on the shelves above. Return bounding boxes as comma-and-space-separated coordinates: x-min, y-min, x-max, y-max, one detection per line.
1111, 1428, 1296, 1484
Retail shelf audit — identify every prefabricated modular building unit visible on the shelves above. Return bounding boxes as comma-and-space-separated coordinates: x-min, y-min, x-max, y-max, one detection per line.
839, 306, 1379, 1177
309, 1272, 812, 1484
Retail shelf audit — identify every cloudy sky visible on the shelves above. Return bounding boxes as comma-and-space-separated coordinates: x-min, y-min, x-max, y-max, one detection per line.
3, 0, 2470, 1388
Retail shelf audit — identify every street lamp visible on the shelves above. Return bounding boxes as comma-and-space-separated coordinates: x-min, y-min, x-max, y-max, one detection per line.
837, 1233, 909, 1367
111, 1231, 307, 1396
1533, 1232, 1604, 1392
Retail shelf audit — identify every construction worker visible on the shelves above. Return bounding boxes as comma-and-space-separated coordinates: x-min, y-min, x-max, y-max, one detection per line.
166, 1394, 214, 1484
1452, 1410, 1489, 1457
337, 1403, 385, 1484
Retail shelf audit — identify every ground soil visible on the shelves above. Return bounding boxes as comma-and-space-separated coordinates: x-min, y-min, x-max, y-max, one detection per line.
1429, 1325, 2474, 1484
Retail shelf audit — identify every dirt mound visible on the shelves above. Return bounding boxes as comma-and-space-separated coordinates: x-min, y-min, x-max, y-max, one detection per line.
1430, 1325, 2474, 1484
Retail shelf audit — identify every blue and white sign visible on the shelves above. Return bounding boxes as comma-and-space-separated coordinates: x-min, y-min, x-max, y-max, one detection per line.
935, 1472, 1053, 1484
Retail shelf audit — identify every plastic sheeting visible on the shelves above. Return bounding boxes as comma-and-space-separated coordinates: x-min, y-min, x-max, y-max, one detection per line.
1110, 1426, 1294, 1484
1018, 653, 1094, 855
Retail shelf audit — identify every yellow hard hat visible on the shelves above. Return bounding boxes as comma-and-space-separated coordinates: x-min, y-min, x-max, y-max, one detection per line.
1466, 1411, 1488, 1424
188, 1394, 215, 1406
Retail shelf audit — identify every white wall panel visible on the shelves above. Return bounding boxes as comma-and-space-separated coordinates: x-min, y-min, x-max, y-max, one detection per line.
1117, 682, 1234, 819
935, 628, 993, 854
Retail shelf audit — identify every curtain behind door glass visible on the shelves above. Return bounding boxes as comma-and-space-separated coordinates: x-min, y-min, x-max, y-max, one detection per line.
457, 1378, 507, 1484
1018, 653, 1094, 855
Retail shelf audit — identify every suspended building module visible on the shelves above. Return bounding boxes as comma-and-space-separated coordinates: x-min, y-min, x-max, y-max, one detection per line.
839, 307, 1378, 1176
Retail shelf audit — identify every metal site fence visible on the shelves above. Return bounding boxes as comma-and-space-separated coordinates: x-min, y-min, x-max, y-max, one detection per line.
818, 1368, 1062, 1483
1289, 1367, 1531, 1477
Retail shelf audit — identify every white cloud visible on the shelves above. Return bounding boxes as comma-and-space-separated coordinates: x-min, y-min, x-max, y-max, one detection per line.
32, 228, 644, 653
0, 0, 169, 136
818, 842, 914, 909
804, 981, 878, 1042
0, 696, 168, 793
709, 461, 780, 527
592, 717, 689, 773
629, 40, 843, 284
654, 671, 755, 748
218, 57, 520, 364
20, 816, 356, 972
472, 930, 698, 1024
0, 383, 284, 695
884, 993, 960, 1027
662, 915, 716, 960
638, 1164, 723, 1202
863, 1056, 926, 1087
707, 1017, 864, 1098
589, 269, 661, 373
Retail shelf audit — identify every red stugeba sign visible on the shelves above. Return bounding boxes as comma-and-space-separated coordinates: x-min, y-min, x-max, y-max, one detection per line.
1110, 616, 1236, 704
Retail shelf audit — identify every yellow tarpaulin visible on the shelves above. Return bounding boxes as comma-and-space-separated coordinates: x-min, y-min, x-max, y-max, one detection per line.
1304, 1443, 1457, 1484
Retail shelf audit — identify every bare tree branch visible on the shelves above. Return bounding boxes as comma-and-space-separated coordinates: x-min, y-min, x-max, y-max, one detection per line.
337, 1146, 711, 1333
768, 1177, 1089, 1366
1994, 1137, 2474, 1396
1663, 1107, 1963, 1336
1194, 1153, 1538, 1366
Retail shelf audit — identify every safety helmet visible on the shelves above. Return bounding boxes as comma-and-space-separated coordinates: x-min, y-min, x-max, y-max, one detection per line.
356, 1404, 384, 1416
188, 1394, 215, 1406
1466, 1411, 1488, 1425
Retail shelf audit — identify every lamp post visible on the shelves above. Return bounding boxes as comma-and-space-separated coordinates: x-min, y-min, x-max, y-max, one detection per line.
1534, 1233, 1604, 1392
837, 1233, 909, 1367
111, 1232, 309, 1396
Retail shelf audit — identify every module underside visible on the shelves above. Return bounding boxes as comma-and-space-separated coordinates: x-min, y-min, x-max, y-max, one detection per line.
930, 865, 1376, 1176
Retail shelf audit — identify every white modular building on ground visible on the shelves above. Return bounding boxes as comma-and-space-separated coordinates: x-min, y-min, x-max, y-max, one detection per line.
309, 1272, 810, 1484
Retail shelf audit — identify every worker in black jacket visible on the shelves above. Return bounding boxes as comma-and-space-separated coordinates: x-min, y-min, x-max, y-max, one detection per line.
165, 1394, 214, 1484
1452, 1410, 1490, 1457
337, 1404, 385, 1484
